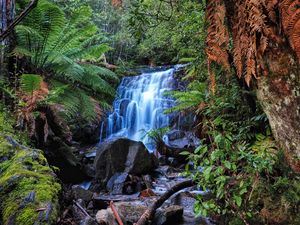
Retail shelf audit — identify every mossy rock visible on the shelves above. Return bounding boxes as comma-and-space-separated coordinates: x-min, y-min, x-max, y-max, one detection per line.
0, 135, 61, 225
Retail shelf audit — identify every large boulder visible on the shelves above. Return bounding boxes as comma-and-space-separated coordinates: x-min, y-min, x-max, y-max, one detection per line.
94, 138, 157, 186
0, 135, 61, 225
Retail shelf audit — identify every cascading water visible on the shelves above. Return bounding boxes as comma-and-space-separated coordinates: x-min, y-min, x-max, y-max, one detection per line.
100, 65, 184, 151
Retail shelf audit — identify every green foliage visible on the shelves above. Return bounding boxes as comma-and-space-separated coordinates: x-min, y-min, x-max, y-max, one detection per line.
0, 105, 28, 144
129, 0, 206, 64
0, 108, 60, 224
143, 127, 170, 153
165, 81, 207, 114
53, 0, 138, 65
14, 0, 119, 122
145, 127, 169, 144
175, 75, 300, 224
20, 74, 43, 94
0, 80, 16, 99
0, 136, 61, 225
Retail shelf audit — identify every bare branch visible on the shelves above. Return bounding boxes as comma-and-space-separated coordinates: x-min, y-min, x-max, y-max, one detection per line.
134, 179, 195, 225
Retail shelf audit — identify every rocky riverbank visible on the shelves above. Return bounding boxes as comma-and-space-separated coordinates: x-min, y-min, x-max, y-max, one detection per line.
57, 138, 213, 225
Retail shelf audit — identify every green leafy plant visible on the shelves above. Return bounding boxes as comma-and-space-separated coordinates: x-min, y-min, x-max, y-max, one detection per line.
14, 0, 119, 122
143, 127, 169, 153
20, 74, 43, 94
175, 75, 300, 224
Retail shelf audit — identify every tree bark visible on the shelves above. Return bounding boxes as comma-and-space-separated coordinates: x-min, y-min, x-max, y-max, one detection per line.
257, 71, 300, 173
0, 0, 15, 81
0, 0, 39, 41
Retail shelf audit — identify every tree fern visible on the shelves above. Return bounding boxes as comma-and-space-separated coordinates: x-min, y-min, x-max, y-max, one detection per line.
14, 0, 119, 122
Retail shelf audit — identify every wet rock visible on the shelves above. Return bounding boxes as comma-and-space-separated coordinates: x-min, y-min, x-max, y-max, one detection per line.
96, 209, 118, 225
165, 130, 186, 140
106, 172, 129, 195
0, 135, 61, 225
44, 136, 87, 183
71, 103, 102, 145
93, 193, 140, 210
94, 138, 157, 186
170, 192, 213, 225
167, 157, 180, 167
114, 201, 148, 223
153, 205, 184, 225
164, 130, 200, 150
83, 163, 96, 178
80, 217, 98, 225
72, 185, 93, 202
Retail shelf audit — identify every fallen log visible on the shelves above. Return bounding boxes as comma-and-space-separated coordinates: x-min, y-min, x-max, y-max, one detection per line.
134, 179, 195, 225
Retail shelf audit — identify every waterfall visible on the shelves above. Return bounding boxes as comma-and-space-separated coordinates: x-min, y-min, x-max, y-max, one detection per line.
100, 65, 184, 151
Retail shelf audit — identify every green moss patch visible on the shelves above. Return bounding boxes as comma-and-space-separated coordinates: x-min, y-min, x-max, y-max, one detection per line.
0, 110, 61, 225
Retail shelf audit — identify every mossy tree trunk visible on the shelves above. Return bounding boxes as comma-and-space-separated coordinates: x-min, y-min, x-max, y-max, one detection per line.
256, 44, 300, 173
218, 0, 300, 174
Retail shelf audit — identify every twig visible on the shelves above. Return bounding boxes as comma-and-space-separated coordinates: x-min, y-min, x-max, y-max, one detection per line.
72, 200, 90, 218
0, 0, 39, 41
134, 179, 195, 225
110, 201, 124, 225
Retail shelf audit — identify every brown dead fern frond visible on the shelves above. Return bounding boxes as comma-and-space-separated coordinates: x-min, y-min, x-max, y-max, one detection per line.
206, 0, 230, 93
280, 0, 300, 63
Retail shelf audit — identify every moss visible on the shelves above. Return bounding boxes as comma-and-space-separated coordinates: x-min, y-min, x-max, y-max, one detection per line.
0, 110, 61, 225
16, 207, 39, 224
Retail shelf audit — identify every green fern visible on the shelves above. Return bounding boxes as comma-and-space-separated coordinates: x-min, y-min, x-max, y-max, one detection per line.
20, 74, 43, 94
164, 81, 207, 114
14, 1, 119, 121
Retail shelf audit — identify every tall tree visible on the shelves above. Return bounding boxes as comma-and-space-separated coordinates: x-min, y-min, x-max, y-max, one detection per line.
0, 0, 15, 81
206, 0, 300, 173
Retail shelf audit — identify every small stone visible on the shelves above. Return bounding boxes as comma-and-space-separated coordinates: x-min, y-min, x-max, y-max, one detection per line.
96, 209, 118, 225
114, 201, 147, 223
72, 185, 93, 202
153, 205, 184, 225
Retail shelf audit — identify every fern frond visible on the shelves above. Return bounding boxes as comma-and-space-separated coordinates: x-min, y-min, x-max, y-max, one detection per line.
81, 71, 116, 97
14, 0, 117, 123
206, 0, 230, 92
20, 74, 43, 94
81, 64, 119, 82
280, 0, 300, 63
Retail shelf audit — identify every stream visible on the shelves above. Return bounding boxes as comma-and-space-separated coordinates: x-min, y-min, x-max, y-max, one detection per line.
70, 65, 212, 225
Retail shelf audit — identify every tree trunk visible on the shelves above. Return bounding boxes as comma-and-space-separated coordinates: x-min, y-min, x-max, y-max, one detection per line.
256, 48, 300, 173
0, 0, 15, 78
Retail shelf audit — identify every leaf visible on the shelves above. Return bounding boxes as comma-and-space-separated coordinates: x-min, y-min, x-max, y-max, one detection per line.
20, 74, 43, 94
180, 151, 191, 156
233, 195, 242, 207
239, 188, 248, 195
224, 160, 231, 169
